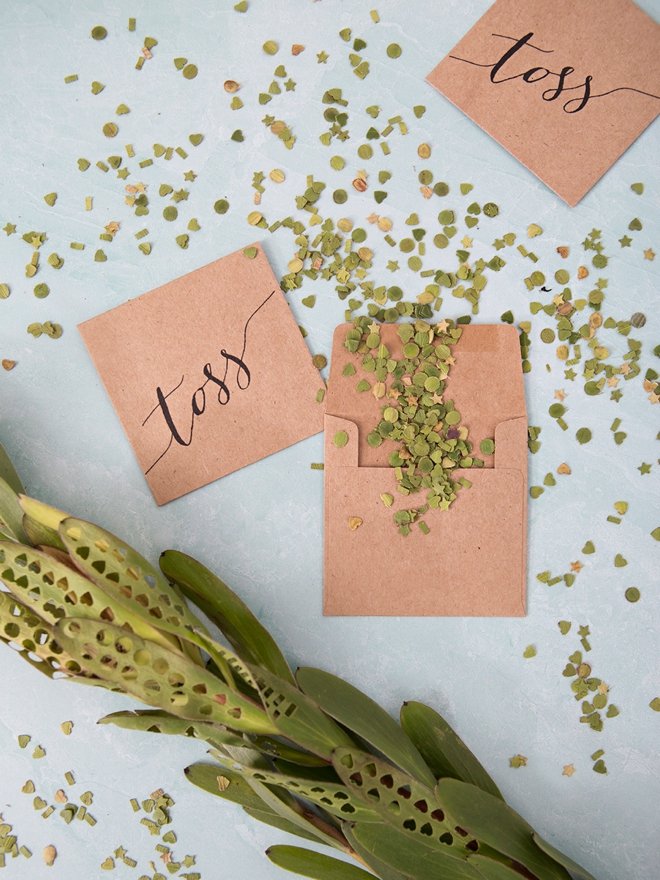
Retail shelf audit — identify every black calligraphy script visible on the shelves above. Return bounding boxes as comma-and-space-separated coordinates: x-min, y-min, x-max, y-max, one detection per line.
450, 32, 660, 114
142, 290, 276, 474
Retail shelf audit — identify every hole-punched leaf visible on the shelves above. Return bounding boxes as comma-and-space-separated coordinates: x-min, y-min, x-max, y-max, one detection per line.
246, 776, 348, 852
434, 779, 573, 880
243, 807, 326, 845
98, 709, 238, 743
0, 590, 82, 676
400, 701, 503, 799
0, 541, 177, 653
211, 750, 380, 823
0, 440, 24, 496
160, 550, 295, 685
531, 833, 598, 880
266, 845, 375, 879
350, 823, 485, 879
341, 826, 410, 880
250, 666, 355, 761
0, 478, 30, 544
332, 747, 472, 858
54, 617, 278, 735
297, 667, 435, 788
59, 518, 220, 667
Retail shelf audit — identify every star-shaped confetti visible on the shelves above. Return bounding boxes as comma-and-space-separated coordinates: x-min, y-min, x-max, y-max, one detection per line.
436, 319, 449, 332
183, 856, 196, 868
386, 260, 399, 272
552, 294, 565, 307
438, 498, 451, 511
124, 195, 136, 206
317, 50, 329, 63
554, 389, 567, 401
570, 560, 583, 573
3, 222, 16, 235
284, 78, 296, 91
117, 167, 130, 179
509, 754, 527, 768
595, 277, 608, 289
262, 114, 275, 125
610, 389, 623, 402
597, 682, 610, 695
562, 764, 576, 777
160, 852, 173, 865
620, 362, 631, 375
445, 356, 456, 366
337, 129, 350, 141
644, 248, 655, 260
649, 392, 660, 404
184, 170, 197, 181
461, 235, 473, 248
606, 376, 619, 387
114, 846, 127, 859
564, 368, 577, 381
366, 213, 379, 224
589, 228, 602, 239
493, 238, 505, 250
105, 221, 119, 235
638, 462, 652, 475
619, 235, 632, 248
134, 181, 147, 193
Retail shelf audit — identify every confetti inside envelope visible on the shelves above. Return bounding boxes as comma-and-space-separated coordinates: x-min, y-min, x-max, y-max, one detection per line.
79, 244, 324, 504
427, 0, 660, 206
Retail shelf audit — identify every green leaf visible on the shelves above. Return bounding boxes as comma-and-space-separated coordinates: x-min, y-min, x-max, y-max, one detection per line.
332, 747, 473, 859
160, 550, 295, 685
244, 807, 328, 845
0, 439, 24, 495
251, 666, 355, 761
435, 779, 572, 880
185, 762, 271, 810
0, 477, 29, 544
532, 833, 598, 880
466, 855, 525, 878
21, 514, 66, 551
0, 541, 177, 652
266, 845, 374, 879
341, 825, 419, 880
297, 668, 435, 788
54, 617, 278, 735
350, 824, 485, 879
400, 701, 503, 799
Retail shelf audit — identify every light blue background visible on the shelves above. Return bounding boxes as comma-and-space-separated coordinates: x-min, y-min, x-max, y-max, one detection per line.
0, 2, 659, 878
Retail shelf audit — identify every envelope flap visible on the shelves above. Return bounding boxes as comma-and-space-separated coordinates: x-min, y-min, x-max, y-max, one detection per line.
324, 414, 359, 468
327, 323, 527, 468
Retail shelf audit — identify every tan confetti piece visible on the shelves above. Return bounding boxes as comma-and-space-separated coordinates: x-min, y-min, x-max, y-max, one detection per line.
43, 846, 57, 866
562, 764, 576, 777
348, 516, 363, 531
352, 177, 367, 192
22, 780, 35, 794
288, 258, 303, 273
269, 168, 285, 183
420, 186, 433, 199
32, 745, 46, 759
527, 224, 542, 238
151, 788, 164, 799
101, 857, 115, 870
292, 44, 305, 55
54, 790, 67, 804
224, 80, 240, 92
556, 246, 569, 258
85, 197, 93, 211
577, 266, 589, 279
377, 217, 392, 231
417, 143, 431, 159
216, 776, 230, 792
509, 754, 527, 768
557, 463, 571, 475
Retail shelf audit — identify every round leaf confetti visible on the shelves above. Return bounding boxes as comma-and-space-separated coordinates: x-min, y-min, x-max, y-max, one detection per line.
102, 122, 118, 138
214, 199, 229, 214
333, 430, 348, 447
387, 43, 402, 58
163, 206, 178, 221
182, 63, 198, 80
263, 40, 278, 55
576, 428, 592, 445
33, 283, 50, 299
91, 25, 107, 40
625, 587, 640, 603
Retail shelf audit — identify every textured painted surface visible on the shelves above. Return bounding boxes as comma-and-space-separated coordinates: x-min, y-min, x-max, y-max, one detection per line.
0, 1, 659, 878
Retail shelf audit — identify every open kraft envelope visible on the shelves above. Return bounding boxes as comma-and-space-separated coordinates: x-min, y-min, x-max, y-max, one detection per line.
324, 323, 528, 617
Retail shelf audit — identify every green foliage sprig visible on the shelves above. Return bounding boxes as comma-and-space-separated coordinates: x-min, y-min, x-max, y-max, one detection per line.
0, 439, 595, 880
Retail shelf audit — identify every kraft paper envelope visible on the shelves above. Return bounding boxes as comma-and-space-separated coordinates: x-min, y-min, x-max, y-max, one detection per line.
324, 324, 527, 617
426, 0, 660, 206
78, 244, 324, 505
